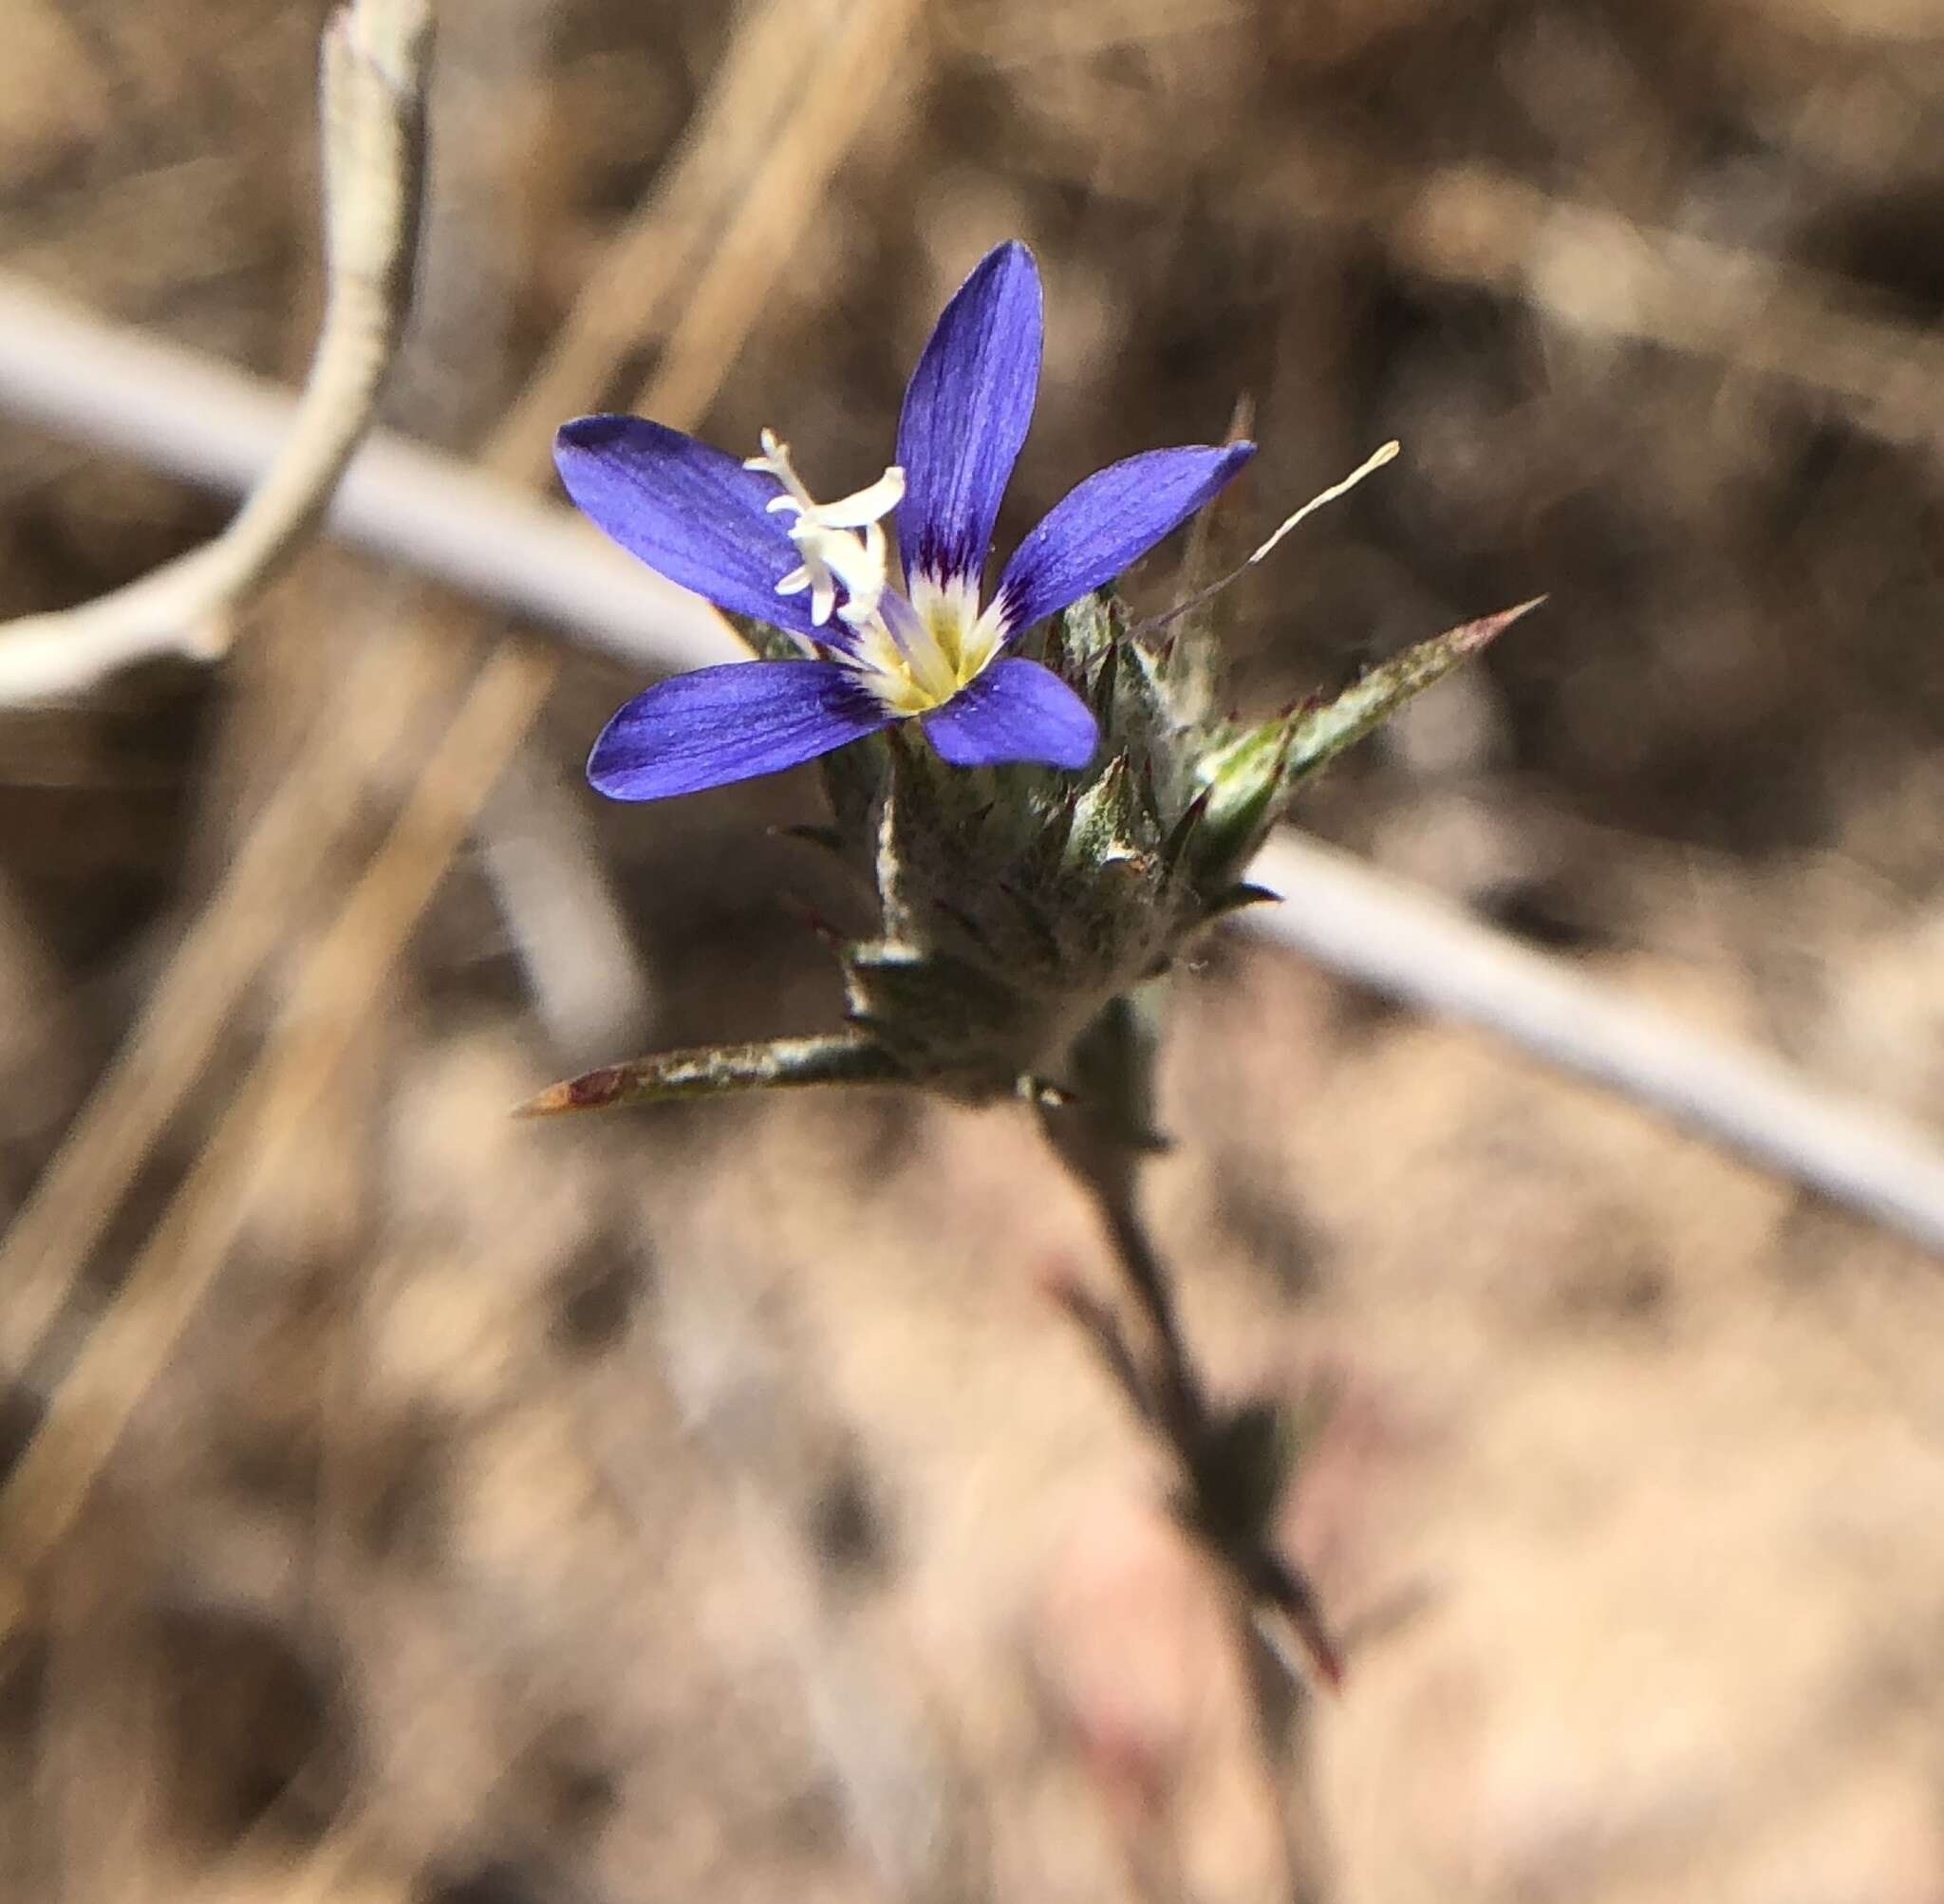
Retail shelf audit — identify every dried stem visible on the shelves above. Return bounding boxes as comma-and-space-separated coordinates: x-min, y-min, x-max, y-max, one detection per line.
1249, 831, 1944, 1260
0, 0, 433, 704
0, 276, 738, 677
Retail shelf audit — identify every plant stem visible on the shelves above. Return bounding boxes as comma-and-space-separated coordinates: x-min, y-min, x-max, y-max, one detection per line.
1037, 996, 1340, 1692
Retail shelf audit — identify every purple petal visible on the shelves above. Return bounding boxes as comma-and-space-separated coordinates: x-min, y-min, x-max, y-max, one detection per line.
895, 242, 1042, 588
556, 415, 818, 636
589, 661, 891, 801
994, 442, 1257, 635
921, 658, 1097, 770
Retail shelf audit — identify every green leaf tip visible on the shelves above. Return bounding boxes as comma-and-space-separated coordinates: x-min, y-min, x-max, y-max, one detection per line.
1280, 594, 1545, 789
1175, 596, 1542, 891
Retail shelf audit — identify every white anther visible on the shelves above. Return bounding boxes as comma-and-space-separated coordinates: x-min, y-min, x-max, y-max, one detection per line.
748, 427, 904, 628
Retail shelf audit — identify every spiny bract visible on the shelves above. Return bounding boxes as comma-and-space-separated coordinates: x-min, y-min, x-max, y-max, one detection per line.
520, 587, 1535, 1116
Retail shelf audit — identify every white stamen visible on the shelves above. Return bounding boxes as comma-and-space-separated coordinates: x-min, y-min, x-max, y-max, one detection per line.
811, 469, 908, 531
1140, 439, 1401, 639
744, 425, 999, 719
1240, 439, 1400, 570
745, 429, 903, 628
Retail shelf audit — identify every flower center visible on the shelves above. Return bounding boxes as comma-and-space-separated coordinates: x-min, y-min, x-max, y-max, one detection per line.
746, 429, 1007, 719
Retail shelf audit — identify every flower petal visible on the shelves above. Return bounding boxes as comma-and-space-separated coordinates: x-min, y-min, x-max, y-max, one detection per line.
588, 661, 892, 801
556, 415, 818, 635
994, 442, 1256, 635
895, 242, 1042, 588
920, 658, 1097, 770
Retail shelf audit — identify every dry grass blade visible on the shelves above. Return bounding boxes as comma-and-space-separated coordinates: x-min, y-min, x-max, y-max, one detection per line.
0, 637, 548, 1633
0, 0, 782, 1389
634, 0, 929, 424
0, 625, 468, 1382
1270, 147, 1944, 468
485, 0, 816, 476
0, 0, 432, 703
1397, 164, 1944, 458
0, 0, 929, 1648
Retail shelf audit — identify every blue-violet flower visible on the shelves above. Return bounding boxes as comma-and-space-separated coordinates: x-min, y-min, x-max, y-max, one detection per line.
555, 241, 1256, 800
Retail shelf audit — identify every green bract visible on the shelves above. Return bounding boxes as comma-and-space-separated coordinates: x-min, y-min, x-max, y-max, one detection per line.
520, 588, 1536, 1117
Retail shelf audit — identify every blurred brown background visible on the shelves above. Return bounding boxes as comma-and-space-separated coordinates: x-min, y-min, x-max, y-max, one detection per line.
3, 1, 1944, 1899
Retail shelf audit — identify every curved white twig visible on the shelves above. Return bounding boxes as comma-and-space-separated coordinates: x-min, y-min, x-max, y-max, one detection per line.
0, 0, 434, 704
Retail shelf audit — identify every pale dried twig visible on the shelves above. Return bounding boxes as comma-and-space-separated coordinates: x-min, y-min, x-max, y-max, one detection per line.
0, 0, 433, 704
1247, 831, 1944, 1260
0, 279, 738, 679
483, 755, 656, 1064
